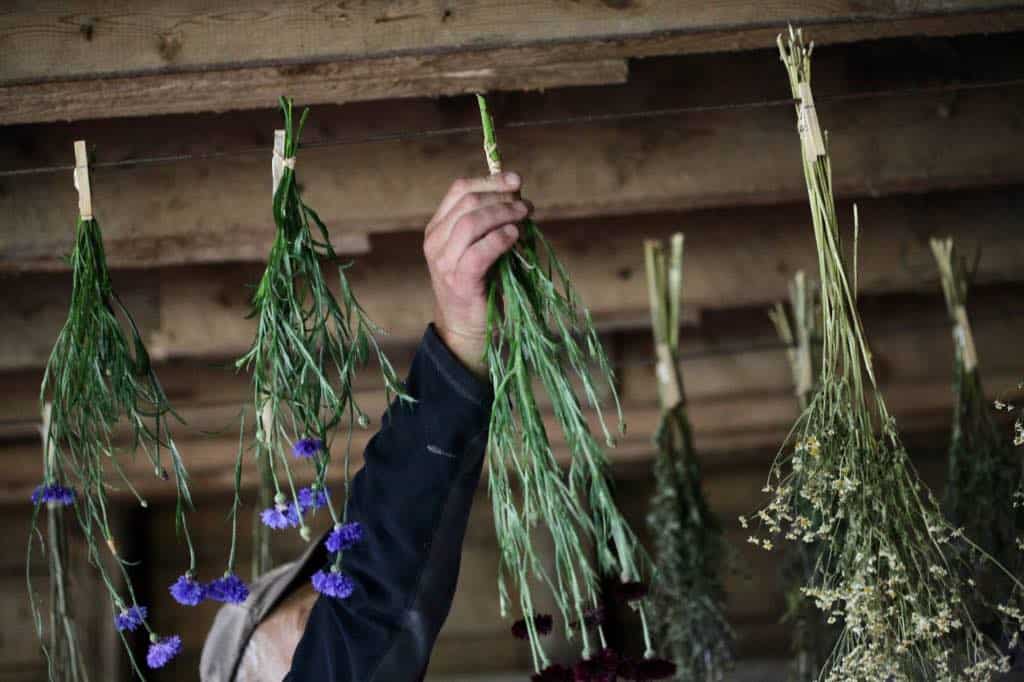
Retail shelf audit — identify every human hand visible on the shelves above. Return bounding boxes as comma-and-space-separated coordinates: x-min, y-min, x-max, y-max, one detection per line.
423, 172, 531, 377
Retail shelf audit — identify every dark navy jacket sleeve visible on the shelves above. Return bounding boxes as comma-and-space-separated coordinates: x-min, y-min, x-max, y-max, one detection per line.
284, 324, 492, 682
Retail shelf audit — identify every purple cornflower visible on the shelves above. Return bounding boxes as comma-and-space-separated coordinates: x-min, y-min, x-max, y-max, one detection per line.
297, 487, 328, 513
260, 504, 300, 529
30, 483, 75, 507
292, 437, 324, 458
511, 613, 553, 640
114, 605, 147, 632
325, 521, 364, 553
206, 573, 249, 604
311, 568, 355, 599
169, 574, 205, 606
146, 634, 182, 669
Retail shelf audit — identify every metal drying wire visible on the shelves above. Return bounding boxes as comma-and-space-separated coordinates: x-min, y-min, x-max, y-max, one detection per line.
2, 77, 1023, 179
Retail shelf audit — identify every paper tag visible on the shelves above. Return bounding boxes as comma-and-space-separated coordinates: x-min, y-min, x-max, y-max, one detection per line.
953, 305, 978, 372
655, 343, 681, 409
796, 82, 825, 162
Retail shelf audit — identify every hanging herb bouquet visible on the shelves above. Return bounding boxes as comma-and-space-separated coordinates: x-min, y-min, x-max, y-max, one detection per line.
747, 29, 1023, 680
231, 97, 406, 591
767, 271, 837, 680
475, 95, 663, 679
931, 237, 1024, 651
644, 235, 733, 681
32, 142, 193, 677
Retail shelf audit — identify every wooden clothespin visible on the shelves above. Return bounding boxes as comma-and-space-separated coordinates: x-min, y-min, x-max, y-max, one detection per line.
796, 82, 826, 162
272, 129, 287, 196
73, 140, 93, 220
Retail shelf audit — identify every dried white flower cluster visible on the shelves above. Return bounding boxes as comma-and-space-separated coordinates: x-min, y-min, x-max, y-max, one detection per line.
749, 29, 1024, 681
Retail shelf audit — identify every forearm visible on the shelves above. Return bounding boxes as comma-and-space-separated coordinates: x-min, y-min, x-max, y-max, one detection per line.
286, 324, 492, 682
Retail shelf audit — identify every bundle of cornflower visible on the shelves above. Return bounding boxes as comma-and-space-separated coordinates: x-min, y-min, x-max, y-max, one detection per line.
931, 238, 1024, 646
34, 152, 192, 676
748, 29, 1023, 680
475, 95, 653, 675
767, 272, 836, 679
233, 98, 406, 588
643, 235, 731, 681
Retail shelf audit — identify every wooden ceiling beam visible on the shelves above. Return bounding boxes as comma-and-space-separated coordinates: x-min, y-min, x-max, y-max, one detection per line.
2, 2, 1022, 123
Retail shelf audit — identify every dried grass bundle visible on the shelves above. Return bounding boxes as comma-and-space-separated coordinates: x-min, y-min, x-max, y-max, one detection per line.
748, 29, 1023, 681
645, 235, 733, 681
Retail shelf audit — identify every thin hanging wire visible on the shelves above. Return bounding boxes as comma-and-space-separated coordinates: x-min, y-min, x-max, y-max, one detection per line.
2, 77, 1022, 179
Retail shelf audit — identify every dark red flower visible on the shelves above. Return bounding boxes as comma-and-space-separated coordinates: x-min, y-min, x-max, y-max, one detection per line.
574, 648, 619, 681
571, 605, 607, 630
611, 580, 648, 602
618, 656, 676, 680
532, 663, 573, 682
511, 613, 554, 640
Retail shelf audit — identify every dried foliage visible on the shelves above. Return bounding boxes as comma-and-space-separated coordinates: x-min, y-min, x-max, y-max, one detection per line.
644, 235, 733, 681
747, 29, 1023, 681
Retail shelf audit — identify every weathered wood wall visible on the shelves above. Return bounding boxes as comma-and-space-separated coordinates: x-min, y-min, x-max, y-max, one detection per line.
2, 2, 1023, 679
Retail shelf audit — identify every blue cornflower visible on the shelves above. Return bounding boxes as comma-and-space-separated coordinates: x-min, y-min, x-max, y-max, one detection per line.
325, 521, 364, 553
311, 568, 354, 599
30, 483, 75, 507
297, 487, 328, 513
260, 504, 300, 529
292, 437, 324, 458
146, 634, 182, 669
169, 574, 205, 606
206, 573, 249, 604
114, 605, 147, 632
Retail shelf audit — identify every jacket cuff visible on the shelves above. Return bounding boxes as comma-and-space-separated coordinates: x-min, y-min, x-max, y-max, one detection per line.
420, 324, 493, 408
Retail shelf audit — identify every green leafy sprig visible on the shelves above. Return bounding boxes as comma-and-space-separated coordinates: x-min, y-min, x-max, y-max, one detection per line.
34, 207, 192, 678
644, 235, 733, 681
476, 94, 650, 671
931, 237, 1024, 648
234, 97, 407, 578
748, 29, 1023, 681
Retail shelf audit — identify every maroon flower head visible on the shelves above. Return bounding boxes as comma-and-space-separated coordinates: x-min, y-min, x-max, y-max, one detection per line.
612, 580, 649, 603
511, 613, 554, 640
532, 664, 573, 682
574, 650, 618, 682
618, 656, 677, 680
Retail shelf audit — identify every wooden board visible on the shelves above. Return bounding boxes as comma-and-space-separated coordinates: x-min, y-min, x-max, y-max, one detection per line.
2, 2, 1022, 123
4, 36, 1024, 272
2, 186, 1019, 370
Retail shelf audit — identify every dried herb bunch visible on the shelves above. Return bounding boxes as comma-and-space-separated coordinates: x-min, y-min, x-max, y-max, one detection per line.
476, 94, 650, 672
644, 235, 733, 681
768, 272, 837, 680
748, 29, 1023, 681
34, 200, 193, 676
931, 237, 1024, 648
234, 97, 407, 578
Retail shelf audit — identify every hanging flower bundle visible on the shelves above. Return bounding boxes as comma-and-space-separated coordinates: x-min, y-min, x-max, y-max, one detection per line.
643, 235, 732, 681
475, 95, 658, 677
232, 97, 406, 588
32, 142, 193, 677
767, 271, 837, 679
747, 29, 1024, 680
931, 237, 1024, 650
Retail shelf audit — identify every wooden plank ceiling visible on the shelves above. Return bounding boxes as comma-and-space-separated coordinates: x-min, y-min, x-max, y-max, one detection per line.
2, 1, 1023, 124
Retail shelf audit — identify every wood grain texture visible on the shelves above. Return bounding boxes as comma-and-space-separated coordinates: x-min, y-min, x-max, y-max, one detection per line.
2, 1, 1021, 88
0, 58, 629, 126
